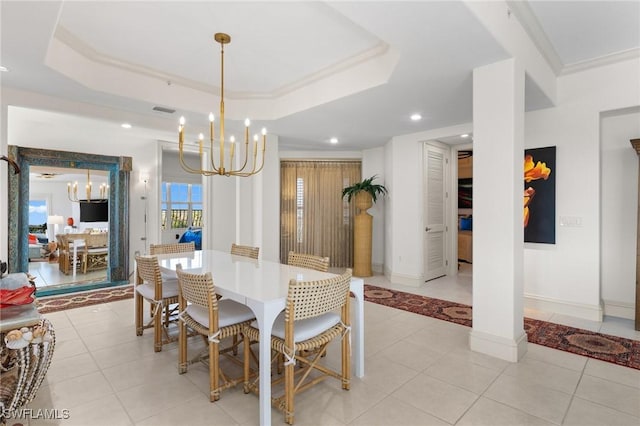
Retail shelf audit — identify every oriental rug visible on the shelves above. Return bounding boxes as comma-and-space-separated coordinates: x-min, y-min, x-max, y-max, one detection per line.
364, 284, 640, 370
36, 284, 134, 314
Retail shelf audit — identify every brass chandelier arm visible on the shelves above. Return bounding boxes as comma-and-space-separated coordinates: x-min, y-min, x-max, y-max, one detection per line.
67, 169, 109, 203
177, 32, 266, 178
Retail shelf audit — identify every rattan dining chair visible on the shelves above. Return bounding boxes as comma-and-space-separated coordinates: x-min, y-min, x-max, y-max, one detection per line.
134, 255, 180, 352
176, 264, 256, 402
243, 269, 352, 425
230, 243, 260, 259
287, 251, 330, 272
150, 242, 195, 255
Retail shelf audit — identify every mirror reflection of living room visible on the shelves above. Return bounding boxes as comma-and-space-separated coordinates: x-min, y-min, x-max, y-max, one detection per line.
28, 166, 110, 289
458, 150, 473, 270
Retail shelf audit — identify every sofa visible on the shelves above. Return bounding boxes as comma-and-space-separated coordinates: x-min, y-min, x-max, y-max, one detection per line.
27, 224, 49, 261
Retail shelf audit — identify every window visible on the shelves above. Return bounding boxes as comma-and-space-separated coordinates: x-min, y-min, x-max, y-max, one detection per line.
29, 199, 48, 226
161, 182, 203, 230
280, 160, 361, 268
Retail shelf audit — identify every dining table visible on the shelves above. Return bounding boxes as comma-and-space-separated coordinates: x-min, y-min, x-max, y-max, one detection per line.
156, 249, 365, 426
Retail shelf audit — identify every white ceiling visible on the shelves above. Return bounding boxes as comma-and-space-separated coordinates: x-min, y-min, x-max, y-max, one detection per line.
1, 1, 639, 151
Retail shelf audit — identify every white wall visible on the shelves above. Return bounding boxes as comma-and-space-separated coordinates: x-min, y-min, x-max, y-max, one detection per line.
600, 107, 640, 318
362, 147, 385, 272
385, 123, 473, 286
523, 57, 640, 320
29, 181, 73, 223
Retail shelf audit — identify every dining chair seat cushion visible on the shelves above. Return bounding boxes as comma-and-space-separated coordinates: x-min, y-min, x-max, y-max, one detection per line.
135, 279, 179, 300
252, 311, 341, 343
186, 299, 255, 328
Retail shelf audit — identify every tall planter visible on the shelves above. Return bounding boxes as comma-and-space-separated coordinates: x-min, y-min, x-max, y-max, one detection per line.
342, 175, 387, 278
353, 192, 373, 277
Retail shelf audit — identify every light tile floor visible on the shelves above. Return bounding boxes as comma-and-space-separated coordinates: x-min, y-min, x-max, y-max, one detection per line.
29, 261, 107, 289
9, 266, 640, 426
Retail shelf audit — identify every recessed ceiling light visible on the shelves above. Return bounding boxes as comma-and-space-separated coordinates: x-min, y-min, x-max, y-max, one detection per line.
121, 123, 132, 129
461, 134, 469, 138
0, 66, 8, 72
329, 137, 338, 144
410, 113, 422, 121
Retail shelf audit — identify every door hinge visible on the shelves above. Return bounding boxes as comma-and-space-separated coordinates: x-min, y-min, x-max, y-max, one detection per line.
446, 260, 448, 266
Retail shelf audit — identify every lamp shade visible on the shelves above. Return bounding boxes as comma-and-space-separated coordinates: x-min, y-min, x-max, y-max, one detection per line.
47, 215, 64, 225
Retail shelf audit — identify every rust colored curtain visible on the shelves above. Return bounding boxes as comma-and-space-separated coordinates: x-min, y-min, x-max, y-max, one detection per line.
280, 161, 361, 268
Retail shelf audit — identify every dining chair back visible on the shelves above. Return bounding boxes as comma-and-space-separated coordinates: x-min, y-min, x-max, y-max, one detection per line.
134, 255, 180, 352
243, 268, 352, 424
82, 233, 108, 273
230, 243, 259, 259
287, 251, 330, 272
176, 264, 256, 402
150, 241, 195, 255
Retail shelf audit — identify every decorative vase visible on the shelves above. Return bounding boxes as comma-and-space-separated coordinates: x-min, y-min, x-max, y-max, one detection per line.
66, 217, 74, 226
353, 192, 373, 277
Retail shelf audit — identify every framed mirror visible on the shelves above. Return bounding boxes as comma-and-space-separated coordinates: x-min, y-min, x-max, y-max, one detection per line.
7, 145, 132, 296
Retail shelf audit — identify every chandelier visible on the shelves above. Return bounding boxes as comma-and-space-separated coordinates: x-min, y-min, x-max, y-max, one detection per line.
67, 169, 109, 203
178, 33, 267, 177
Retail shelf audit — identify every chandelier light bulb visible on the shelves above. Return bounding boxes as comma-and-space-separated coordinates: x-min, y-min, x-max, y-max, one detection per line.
209, 113, 214, 122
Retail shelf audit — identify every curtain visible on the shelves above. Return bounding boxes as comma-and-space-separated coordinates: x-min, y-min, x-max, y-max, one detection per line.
280, 161, 361, 268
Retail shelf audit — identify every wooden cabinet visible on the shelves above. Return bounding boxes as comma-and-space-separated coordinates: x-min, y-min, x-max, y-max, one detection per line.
458, 230, 472, 263
458, 156, 473, 179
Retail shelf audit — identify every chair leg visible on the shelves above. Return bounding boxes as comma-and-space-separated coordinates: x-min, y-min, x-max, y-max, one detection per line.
210, 340, 220, 402
178, 320, 188, 374
154, 303, 162, 352
342, 303, 351, 391
135, 293, 143, 336
284, 361, 295, 425
243, 333, 251, 393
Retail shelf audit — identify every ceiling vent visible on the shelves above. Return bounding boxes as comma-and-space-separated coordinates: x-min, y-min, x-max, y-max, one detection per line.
152, 106, 176, 114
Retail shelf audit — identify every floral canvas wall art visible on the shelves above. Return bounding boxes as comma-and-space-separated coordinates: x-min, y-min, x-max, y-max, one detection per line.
524, 146, 556, 244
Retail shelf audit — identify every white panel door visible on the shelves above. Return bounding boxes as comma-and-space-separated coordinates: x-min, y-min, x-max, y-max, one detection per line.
423, 142, 448, 281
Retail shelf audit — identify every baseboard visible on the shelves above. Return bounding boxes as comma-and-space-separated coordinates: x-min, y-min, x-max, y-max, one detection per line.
469, 329, 528, 362
603, 299, 635, 320
524, 293, 603, 322
384, 267, 423, 287
372, 262, 384, 274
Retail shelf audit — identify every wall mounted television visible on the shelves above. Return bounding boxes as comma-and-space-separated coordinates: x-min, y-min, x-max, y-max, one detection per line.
80, 200, 109, 222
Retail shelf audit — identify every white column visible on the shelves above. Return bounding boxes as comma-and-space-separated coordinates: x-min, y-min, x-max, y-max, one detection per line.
470, 58, 527, 362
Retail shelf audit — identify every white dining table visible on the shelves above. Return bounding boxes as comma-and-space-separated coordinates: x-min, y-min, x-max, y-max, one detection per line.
156, 249, 365, 426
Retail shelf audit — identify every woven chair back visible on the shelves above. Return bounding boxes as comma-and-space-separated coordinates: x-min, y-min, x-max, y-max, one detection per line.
287, 268, 351, 321
230, 243, 259, 259
135, 256, 162, 286
176, 265, 216, 310
85, 233, 108, 248
287, 251, 330, 272
150, 242, 195, 255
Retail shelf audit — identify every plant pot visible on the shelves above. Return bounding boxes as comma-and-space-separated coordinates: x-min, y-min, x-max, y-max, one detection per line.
353, 192, 373, 277
354, 192, 373, 213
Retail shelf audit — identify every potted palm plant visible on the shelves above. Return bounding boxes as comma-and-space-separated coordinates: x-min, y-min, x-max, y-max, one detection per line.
342, 175, 387, 277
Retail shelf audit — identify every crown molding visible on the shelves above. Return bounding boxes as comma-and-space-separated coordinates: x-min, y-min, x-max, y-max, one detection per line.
560, 47, 640, 76
506, 0, 563, 76
53, 26, 389, 101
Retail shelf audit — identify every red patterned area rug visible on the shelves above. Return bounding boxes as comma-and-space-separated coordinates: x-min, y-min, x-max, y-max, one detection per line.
37, 285, 134, 314
364, 284, 640, 370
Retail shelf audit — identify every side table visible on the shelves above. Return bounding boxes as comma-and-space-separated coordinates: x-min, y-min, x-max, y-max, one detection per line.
0, 304, 55, 423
